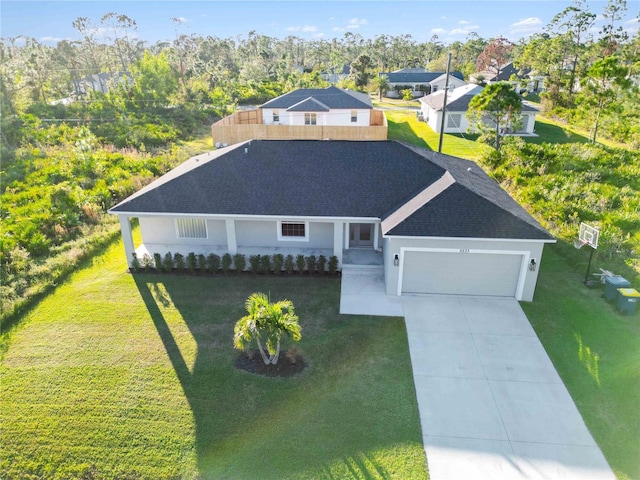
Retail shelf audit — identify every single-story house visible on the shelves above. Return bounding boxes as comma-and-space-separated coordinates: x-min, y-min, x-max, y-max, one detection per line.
380, 68, 466, 98
320, 64, 351, 84
471, 62, 545, 94
259, 86, 373, 126
419, 84, 539, 134
211, 86, 387, 145
109, 140, 554, 301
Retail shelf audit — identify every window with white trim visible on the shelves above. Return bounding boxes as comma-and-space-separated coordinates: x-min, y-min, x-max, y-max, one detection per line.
351, 110, 357, 122
447, 113, 462, 129
272, 110, 279, 123
176, 218, 207, 239
304, 113, 317, 125
278, 221, 309, 241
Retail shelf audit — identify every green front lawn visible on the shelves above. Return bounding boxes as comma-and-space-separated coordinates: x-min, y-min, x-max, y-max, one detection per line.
522, 245, 640, 480
0, 238, 428, 480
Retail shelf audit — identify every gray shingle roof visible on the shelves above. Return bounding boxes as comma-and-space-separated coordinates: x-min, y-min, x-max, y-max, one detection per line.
109, 140, 553, 241
383, 71, 465, 83
260, 86, 372, 110
420, 84, 539, 113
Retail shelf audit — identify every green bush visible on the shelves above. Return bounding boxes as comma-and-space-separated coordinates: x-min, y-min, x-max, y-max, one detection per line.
273, 254, 284, 275
206, 253, 220, 273
131, 253, 141, 273
318, 255, 327, 274
141, 253, 153, 272
249, 255, 260, 273
221, 253, 232, 273
260, 254, 271, 274
306, 255, 317, 274
285, 255, 294, 274
329, 256, 339, 275
187, 252, 197, 273
174, 253, 185, 272
295, 254, 305, 274
163, 252, 174, 272
233, 254, 246, 272
153, 253, 163, 271
197, 254, 207, 272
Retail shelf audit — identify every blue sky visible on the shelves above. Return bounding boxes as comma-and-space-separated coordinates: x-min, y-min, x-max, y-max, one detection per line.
1, 1, 638, 45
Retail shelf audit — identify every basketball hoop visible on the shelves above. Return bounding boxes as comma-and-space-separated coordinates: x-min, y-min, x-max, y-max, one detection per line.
576, 223, 600, 285
574, 239, 587, 249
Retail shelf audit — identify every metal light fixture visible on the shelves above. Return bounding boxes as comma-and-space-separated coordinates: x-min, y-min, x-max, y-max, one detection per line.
529, 259, 537, 271
394, 254, 399, 267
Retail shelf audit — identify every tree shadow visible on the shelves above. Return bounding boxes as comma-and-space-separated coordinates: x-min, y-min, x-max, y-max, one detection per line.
529, 121, 591, 145
133, 274, 427, 479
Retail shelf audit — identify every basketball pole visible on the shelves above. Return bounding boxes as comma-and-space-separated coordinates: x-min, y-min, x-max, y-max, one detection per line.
584, 246, 595, 284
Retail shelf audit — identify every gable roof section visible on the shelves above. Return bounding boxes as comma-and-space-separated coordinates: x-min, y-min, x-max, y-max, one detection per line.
110, 140, 553, 241
383, 71, 465, 84
261, 86, 372, 110
287, 97, 330, 112
420, 84, 538, 113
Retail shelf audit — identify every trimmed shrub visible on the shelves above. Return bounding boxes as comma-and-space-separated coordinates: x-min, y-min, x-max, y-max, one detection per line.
284, 254, 294, 274
206, 253, 220, 273
233, 253, 246, 272
174, 253, 185, 272
221, 253, 232, 273
153, 253, 163, 272
318, 255, 327, 274
249, 255, 260, 273
131, 253, 141, 272
272, 254, 284, 275
306, 255, 317, 274
328, 255, 339, 275
141, 253, 153, 272
197, 254, 207, 272
187, 252, 197, 273
162, 252, 174, 272
295, 254, 305, 274
260, 254, 271, 274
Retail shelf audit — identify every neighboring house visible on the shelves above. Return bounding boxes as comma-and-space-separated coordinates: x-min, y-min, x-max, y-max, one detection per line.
380, 68, 466, 98
320, 64, 351, 84
471, 62, 545, 94
72, 72, 133, 96
109, 140, 554, 301
419, 84, 539, 135
211, 86, 387, 146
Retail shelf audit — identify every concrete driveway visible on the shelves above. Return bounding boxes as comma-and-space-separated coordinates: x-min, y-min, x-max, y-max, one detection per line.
402, 295, 615, 480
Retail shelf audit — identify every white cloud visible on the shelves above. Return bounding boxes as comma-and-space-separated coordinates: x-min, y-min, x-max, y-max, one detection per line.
40, 36, 72, 43
626, 17, 639, 24
458, 20, 471, 25
348, 18, 368, 26
448, 24, 480, 36
430, 28, 448, 35
287, 25, 318, 33
509, 17, 543, 36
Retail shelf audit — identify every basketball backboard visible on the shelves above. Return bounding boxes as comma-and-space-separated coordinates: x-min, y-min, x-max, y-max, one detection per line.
578, 223, 599, 249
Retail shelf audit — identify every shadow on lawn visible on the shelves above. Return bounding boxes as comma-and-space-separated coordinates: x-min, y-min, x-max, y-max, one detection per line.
133, 274, 423, 479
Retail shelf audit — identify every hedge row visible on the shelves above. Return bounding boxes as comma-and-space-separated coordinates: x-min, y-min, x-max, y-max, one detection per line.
131, 252, 340, 276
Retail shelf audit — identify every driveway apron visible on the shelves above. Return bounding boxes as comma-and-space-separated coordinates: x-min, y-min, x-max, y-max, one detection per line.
402, 295, 615, 480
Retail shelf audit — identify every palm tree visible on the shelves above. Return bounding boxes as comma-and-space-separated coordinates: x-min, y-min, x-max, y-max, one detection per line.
233, 292, 301, 365
371, 74, 391, 101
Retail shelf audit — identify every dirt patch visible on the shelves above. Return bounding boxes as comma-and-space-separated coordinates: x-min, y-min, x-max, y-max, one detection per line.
235, 350, 306, 377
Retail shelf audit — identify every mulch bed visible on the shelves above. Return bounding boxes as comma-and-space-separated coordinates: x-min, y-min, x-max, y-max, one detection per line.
235, 350, 307, 377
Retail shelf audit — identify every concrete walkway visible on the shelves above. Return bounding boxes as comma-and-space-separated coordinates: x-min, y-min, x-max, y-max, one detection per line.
340, 271, 615, 480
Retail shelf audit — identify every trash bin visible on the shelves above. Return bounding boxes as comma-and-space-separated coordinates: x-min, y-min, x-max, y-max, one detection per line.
617, 288, 640, 315
604, 276, 630, 302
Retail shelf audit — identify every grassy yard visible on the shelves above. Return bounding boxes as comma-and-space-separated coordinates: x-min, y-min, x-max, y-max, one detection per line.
522, 245, 640, 480
0, 236, 428, 480
385, 110, 490, 161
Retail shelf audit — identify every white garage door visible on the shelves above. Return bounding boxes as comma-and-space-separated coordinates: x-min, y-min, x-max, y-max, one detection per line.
402, 250, 523, 297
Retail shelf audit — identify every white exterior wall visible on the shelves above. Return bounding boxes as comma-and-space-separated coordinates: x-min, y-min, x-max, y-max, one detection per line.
383, 236, 549, 302
422, 108, 471, 134
139, 216, 228, 246
430, 76, 467, 93
263, 109, 371, 126
235, 220, 334, 249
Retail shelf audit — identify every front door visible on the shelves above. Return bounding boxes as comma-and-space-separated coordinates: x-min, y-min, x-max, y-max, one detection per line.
349, 223, 374, 247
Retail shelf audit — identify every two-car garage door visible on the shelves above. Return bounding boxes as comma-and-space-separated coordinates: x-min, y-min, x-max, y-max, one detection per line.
401, 250, 524, 298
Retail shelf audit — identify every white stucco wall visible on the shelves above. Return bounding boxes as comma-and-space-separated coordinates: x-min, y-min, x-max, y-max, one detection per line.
382, 236, 549, 302
139, 216, 228, 246
235, 220, 334, 249
261, 108, 371, 126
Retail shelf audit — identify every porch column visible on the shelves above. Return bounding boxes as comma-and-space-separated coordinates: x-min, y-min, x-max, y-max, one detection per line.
118, 215, 135, 267
373, 223, 380, 250
225, 219, 237, 254
344, 222, 350, 250
333, 221, 344, 265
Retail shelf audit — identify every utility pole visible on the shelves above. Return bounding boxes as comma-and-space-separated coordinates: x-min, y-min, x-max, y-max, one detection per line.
438, 52, 452, 153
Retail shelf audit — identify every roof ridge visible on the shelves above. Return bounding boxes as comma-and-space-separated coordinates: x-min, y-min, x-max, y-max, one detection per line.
381, 171, 456, 234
